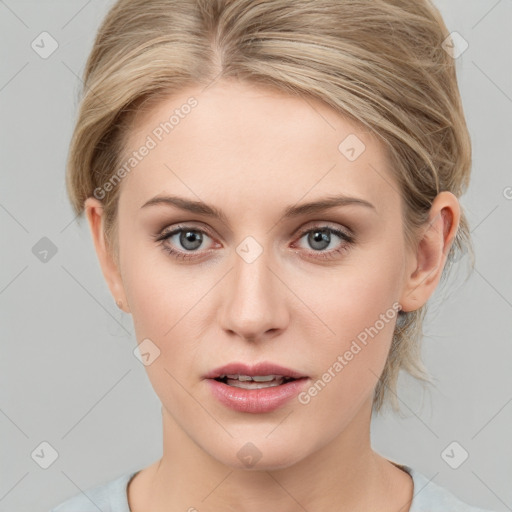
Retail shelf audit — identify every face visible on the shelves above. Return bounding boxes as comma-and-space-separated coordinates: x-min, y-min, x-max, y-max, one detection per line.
94, 79, 423, 469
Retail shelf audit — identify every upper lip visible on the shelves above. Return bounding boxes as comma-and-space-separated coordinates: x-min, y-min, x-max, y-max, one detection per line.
204, 361, 307, 380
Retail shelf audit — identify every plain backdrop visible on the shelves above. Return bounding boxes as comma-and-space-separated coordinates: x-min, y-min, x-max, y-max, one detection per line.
1, 1, 511, 511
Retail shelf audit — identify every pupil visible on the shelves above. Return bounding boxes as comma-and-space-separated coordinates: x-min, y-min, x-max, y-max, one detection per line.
309, 229, 330, 250
181, 230, 202, 250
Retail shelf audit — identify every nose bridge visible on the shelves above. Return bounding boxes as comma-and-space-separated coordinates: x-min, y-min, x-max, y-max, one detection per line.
220, 237, 288, 340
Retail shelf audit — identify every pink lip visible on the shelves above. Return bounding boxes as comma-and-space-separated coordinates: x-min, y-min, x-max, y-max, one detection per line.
206, 378, 309, 413
203, 361, 307, 380
203, 361, 309, 414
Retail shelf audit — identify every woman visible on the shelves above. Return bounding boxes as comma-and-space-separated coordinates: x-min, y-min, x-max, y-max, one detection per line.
50, 0, 496, 510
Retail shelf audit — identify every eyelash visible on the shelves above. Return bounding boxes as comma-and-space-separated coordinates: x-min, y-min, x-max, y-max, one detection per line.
152, 223, 355, 262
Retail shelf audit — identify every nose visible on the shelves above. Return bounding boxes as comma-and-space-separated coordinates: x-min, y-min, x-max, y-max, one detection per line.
219, 246, 289, 343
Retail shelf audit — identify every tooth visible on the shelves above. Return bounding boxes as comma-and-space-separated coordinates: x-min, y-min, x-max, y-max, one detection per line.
251, 375, 280, 382
228, 380, 282, 389
220, 374, 290, 383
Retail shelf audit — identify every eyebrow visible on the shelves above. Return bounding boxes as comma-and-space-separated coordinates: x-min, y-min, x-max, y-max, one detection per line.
140, 194, 376, 222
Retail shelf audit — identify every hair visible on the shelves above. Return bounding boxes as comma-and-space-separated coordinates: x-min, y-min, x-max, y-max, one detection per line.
66, 0, 474, 414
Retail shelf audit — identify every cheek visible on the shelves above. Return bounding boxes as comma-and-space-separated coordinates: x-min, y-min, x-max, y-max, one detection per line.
122, 256, 203, 408
120, 241, 208, 375
297, 293, 399, 428
120, 232, 184, 334
298, 246, 402, 344
296, 249, 403, 404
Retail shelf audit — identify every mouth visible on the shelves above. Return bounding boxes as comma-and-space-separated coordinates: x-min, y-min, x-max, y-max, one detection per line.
204, 361, 308, 389
213, 374, 300, 389
205, 362, 310, 413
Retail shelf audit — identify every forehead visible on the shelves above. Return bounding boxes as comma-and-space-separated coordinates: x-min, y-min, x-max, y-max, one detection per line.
119, 79, 398, 217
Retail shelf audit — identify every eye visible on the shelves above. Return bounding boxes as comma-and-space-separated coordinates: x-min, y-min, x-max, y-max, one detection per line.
293, 225, 355, 260
153, 224, 216, 261
153, 223, 355, 262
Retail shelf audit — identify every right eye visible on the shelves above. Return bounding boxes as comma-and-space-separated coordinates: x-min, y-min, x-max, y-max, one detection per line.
154, 224, 218, 260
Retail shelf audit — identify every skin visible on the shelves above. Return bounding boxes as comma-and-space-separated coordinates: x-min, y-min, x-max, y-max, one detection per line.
85, 78, 460, 512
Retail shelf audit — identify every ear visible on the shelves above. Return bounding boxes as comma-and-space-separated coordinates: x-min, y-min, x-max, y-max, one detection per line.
84, 197, 130, 314
399, 191, 460, 313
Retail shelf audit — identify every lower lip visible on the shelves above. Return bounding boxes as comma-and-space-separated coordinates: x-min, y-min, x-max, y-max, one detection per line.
206, 378, 309, 413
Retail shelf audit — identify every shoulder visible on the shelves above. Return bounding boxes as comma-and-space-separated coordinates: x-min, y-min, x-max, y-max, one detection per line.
404, 465, 497, 512
48, 471, 138, 512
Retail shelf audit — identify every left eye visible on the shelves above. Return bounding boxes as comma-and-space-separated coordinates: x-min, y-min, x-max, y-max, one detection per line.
296, 227, 350, 251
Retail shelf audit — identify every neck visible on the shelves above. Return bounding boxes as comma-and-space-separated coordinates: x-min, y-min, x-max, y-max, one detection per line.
131, 397, 413, 512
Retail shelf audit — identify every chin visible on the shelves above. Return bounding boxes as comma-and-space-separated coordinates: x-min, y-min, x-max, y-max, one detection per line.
205, 435, 310, 472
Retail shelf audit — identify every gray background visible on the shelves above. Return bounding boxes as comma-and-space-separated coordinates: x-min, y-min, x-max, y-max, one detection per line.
1, 1, 511, 511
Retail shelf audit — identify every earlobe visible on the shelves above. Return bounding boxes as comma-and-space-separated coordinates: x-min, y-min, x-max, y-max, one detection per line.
84, 197, 130, 314
399, 191, 460, 313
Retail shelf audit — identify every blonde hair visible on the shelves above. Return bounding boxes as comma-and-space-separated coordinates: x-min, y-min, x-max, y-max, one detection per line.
66, 0, 474, 414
